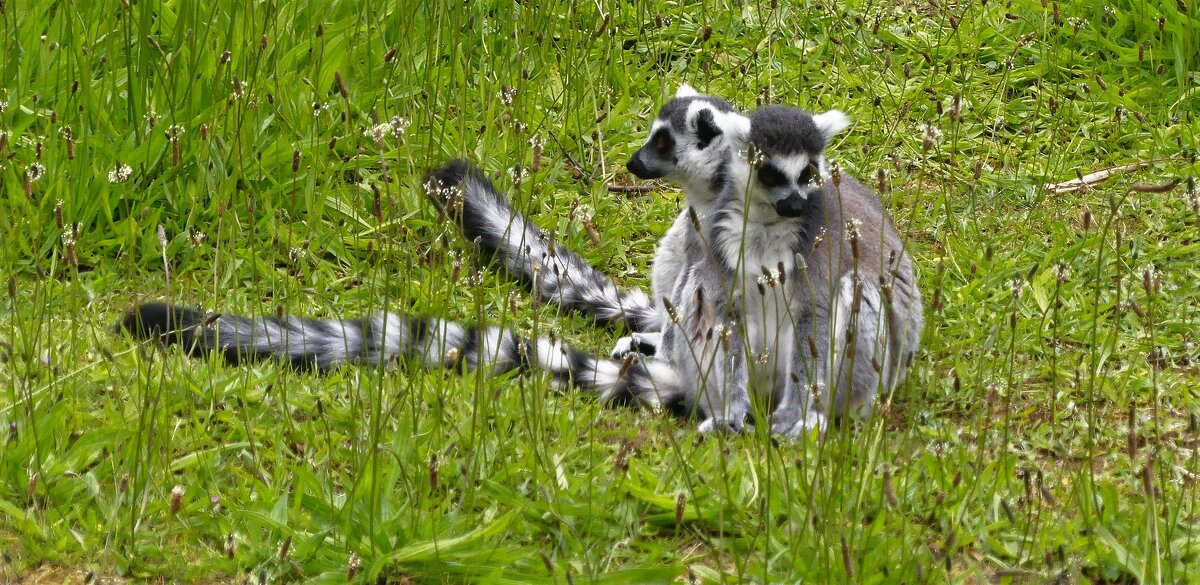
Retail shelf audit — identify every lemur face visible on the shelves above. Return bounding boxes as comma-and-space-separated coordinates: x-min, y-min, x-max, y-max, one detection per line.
755, 154, 823, 218
745, 105, 851, 218
626, 85, 746, 199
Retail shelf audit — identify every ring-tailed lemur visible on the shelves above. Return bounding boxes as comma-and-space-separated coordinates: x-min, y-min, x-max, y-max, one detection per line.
437, 87, 922, 433
114, 90, 742, 423
634, 102, 923, 433
432, 85, 741, 358
611, 84, 750, 358
118, 90, 920, 436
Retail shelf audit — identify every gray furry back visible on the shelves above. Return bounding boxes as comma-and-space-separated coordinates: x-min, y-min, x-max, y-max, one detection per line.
819, 173, 923, 386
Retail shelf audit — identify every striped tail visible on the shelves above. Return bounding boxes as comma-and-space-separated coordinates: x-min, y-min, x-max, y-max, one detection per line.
425, 160, 663, 332
117, 302, 687, 414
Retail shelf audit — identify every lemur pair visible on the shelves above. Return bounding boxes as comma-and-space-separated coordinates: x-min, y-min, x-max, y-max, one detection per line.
120, 85, 922, 436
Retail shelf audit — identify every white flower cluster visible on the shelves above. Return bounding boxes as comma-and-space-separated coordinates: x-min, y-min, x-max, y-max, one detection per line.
389, 115, 410, 137
845, 217, 863, 241
755, 264, 786, 290
920, 123, 943, 150
26, 162, 46, 182
509, 164, 528, 185
499, 86, 517, 106
108, 164, 133, 183
363, 115, 411, 147
423, 176, 465, 214
364, 123, 389, 146
743, 145, 765, 167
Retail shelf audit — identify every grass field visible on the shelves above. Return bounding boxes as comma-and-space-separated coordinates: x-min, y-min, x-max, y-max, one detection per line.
2, 1, 1199, 582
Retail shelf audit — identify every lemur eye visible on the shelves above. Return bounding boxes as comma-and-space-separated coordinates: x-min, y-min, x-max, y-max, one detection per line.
649, 128, 674, 153
758, 164, 785, 188
798, 163, 817, 185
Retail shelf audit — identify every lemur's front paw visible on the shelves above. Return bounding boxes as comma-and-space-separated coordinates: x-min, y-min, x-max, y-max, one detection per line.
697, 416, 746, 435
770, 408, 827, 438
609, 332, 661, 359
610, 336, 637, 359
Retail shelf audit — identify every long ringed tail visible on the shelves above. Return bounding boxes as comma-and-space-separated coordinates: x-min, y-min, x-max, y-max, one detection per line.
117, 302, 686, 414
424, 160, 662, 332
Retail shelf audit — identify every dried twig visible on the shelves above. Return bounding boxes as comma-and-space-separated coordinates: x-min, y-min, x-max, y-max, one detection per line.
607, 184, 655, 194
1044, 161, 1150, 193
1130, 178, 1182, 193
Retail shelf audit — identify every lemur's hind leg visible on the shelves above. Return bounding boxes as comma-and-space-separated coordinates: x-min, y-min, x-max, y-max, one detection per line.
692, 325, 750, 434
769, 313, 828, 437
829, 272, 890, 418
669, 271, 751, 434
769, 373, 829, 437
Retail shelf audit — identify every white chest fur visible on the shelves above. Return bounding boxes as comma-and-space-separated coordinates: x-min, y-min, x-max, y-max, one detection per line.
714, 213, 802, 396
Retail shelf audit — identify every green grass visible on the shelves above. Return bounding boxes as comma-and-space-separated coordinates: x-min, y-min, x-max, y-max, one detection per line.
2, 0, 1199, 582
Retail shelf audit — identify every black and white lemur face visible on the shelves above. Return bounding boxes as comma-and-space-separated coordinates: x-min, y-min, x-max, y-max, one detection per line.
626, 85, 748, 207
743, 105, 851, 218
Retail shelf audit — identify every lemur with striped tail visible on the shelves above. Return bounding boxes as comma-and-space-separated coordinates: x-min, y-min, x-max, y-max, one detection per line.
420, 88, 923, 433
119, 88, 921, 435
429, 84, 744, 349
442, 86, 923, 433
430, 85, 749, 358
640, 102, 924, 434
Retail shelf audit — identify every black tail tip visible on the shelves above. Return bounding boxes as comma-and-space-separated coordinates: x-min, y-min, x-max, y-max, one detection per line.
116, 302, 204, 343
426, 159, 473, 190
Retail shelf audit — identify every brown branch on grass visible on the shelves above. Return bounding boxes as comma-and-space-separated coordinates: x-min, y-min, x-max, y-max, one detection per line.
606, 184, 655, 194
1129, 178, 1182, 193
1043, 162, 1150, 193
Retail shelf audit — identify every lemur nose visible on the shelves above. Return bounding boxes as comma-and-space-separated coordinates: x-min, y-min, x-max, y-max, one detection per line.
626, 151, 667, 179
774, 191, 808, 217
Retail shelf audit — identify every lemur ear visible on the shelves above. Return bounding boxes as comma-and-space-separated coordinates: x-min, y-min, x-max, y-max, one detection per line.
675, 84, 699, 98
812, 110, 851, 143
694, 109, 721, 149
728, 113, 751, 145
